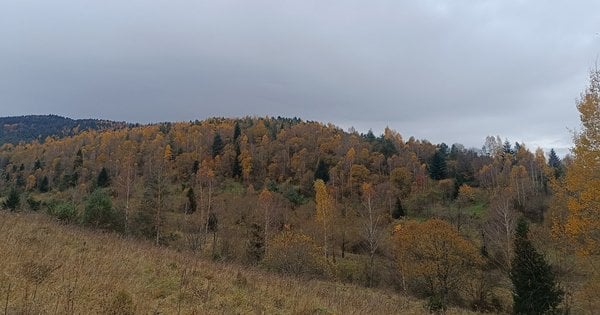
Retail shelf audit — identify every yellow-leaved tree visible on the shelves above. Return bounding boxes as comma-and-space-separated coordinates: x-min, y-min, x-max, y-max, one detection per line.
394, 219, 482, 310
314, 179, 334, 259
553, 70, 600, 257
551, 70, 600, 312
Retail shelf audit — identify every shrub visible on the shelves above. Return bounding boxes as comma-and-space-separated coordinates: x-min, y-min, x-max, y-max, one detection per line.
83, 189, 122, 231
48, 201, 77, 223
263, 230, 329, 278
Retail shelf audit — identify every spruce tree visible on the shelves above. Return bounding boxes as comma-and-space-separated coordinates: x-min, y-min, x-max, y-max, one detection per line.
38, 176, 49, 193
548, 149, 562, 178
97, 167, 110, 188
428, 150, 447, 180
186, 187, 197, 214
211, 133, 224, 158
314, 159, 330, 183
392, 197, 405, 219
510, 219, 563, 314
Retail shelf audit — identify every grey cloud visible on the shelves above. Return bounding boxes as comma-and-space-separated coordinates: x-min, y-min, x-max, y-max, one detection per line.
1, 0, 599, 152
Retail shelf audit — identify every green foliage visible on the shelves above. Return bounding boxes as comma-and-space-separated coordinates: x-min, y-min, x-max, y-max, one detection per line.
282, 184, 307, 206
548, 149, 562, 178
211, 133, 224, 158
48, 201, 77, 223
185, 187, 197, 213
391, 197, 405, 219
232, 142, 242, 178
428, 149, 447, 180
3, 187, 20, 211
314, 159, 330, 183
38, 176, 49, 193
511, 219, 563, 314
26, 196, 41, 211
0, 115, 126, 145
97, 167, 110, 188
83, 189, 121, 231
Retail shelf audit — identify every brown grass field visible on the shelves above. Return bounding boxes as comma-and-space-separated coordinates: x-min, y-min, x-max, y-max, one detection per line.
0, 212, 477, 314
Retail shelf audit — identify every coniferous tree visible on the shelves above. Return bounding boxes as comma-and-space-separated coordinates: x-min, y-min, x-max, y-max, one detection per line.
547, 149, 562, 178
511, 219, 563, 314
391, 197, 405, 219
3, 187, 20, 211
211, 133, 224, 158
314, 159, 330, 183
233, 122, 241, 141
429, 150, 447, 180
232, 143, 242, 179
97, 167, 110, 188
186, 187, 197, 214
74, 148, 83, 169
38, 176, 49, 192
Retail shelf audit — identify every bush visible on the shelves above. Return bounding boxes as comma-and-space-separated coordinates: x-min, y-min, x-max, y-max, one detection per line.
263, 231, 329, 278
48, 201, 77, 223
83, 189, 122, 231
26, 196, 42, 211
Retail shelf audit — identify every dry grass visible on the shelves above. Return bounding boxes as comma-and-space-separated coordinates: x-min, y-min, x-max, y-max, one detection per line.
0, 212, 476, 314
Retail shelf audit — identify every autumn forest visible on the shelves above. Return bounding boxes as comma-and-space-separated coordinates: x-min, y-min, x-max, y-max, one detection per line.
1, 72, 599, 314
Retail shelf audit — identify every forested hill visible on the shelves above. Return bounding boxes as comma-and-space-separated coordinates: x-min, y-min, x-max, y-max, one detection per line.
0, 115, 581, 312
0, 115, 128, 144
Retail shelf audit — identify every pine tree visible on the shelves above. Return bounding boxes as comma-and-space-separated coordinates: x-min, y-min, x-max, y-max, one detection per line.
511, 219, 563, 314
97, 167, 110, 188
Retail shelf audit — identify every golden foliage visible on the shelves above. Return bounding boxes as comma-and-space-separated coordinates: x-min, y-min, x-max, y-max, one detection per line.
394, 219, 483, 300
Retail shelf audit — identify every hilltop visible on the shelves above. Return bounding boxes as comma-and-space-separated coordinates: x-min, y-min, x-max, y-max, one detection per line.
0, 114, 128, 144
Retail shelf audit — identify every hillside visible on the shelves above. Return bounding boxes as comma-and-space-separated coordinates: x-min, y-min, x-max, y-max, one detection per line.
0, 212, 476, 314
0, 113, 597, 313
0, 115, 128, 144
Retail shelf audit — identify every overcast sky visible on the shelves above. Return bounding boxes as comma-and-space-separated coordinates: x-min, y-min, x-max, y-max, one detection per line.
1, 1, 599, 154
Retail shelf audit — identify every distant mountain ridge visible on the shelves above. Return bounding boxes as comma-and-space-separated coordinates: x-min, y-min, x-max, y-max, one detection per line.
0, 115, 128, 145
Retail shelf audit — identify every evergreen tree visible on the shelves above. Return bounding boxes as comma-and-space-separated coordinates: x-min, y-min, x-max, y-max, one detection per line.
428, 150, 447, 180
314, 159, 330, 183
3, 187, 20, 211
391, 197, 405, 219
38, 176, 49, 193
33, 159, 42, 170
192, 160, 200, 175
232, 143, 242, 179
74, 148, 83, 169
211, 133, 224, 158
548, 149, 562, 178
511, 219, 563, 314
83, 189, 121, 231
233, 122, 241, 141
97, 167, 110, 188
186, 187, 197, 214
